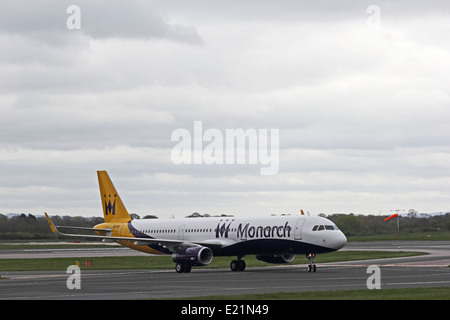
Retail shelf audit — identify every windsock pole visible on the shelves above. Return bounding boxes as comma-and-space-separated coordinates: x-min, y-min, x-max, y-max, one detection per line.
384, 211, 401, 242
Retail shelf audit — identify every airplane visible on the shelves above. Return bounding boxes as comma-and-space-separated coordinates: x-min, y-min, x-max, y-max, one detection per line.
45, 171, 347, 273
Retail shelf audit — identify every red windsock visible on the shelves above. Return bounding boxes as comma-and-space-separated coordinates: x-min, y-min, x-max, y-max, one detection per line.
384, 213, 398, 221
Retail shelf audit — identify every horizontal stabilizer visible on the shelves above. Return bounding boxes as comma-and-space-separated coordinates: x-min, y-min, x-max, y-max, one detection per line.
57, 226, 112, 235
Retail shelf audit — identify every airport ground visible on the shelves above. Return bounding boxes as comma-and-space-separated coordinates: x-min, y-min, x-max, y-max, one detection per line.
0, 241, 449, 300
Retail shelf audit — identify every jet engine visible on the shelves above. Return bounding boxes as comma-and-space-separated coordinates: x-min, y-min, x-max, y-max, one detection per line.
172, 246, 213, 266
255, 253, 295, 264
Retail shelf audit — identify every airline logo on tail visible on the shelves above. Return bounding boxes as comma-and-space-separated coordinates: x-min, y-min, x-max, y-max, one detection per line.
97, 171, 131, 223
104, 197, 116, 216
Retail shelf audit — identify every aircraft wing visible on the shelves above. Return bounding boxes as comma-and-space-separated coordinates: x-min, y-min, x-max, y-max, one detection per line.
44, 213, 227, 252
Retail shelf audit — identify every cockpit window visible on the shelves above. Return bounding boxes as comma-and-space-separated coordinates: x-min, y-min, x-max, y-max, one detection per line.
312, 224, 339, 231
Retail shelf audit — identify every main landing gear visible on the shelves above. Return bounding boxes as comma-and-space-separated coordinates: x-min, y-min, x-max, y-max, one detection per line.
230, 256, 246, 271
306, 253, 316, 272
175, 263, 192, 273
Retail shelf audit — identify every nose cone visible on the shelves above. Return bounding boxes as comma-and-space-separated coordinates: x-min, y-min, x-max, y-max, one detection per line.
331, 231, 347, 250
337, 231, 347, 249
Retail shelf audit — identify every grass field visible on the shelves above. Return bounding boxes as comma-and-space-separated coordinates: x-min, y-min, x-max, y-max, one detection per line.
0, 250, 425, 271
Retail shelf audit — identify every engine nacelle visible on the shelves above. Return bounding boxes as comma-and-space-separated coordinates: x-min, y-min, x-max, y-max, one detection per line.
172, 246, 213, 266
256, 253, 295, 264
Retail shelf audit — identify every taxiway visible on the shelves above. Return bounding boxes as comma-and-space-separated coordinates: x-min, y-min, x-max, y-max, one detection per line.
0, 241, 449, 300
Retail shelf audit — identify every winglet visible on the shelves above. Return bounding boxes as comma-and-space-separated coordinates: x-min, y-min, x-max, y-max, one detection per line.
44, 212, 58, 233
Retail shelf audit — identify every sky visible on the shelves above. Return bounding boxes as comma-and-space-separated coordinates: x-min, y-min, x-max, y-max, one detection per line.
1, 0, 450, 218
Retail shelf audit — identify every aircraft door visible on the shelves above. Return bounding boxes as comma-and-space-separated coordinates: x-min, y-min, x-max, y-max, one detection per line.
119, 223, 127, 237
178, 225, 185, 240
294, 219, 304, 240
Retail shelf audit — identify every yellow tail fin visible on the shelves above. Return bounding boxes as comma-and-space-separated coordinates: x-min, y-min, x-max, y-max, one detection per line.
97, 171, 132, 223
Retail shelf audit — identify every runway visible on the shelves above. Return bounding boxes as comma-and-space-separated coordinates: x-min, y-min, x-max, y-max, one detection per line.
0, 241, 449, 300
0, 243, 148, 259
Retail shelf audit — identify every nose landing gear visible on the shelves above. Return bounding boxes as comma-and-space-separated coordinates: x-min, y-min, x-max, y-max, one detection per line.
306, 253, 316, 272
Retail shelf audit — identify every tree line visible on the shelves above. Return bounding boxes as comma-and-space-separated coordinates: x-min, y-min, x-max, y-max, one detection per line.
0, 214, 105, 240
327, 212, 450, 237
0, 212, 449, 241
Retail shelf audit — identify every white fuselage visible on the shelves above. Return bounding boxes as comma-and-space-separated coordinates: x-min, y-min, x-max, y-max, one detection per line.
126, 215, 347, 256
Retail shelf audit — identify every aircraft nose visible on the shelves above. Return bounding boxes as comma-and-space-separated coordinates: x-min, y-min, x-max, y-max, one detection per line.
335, 231, 347, 250
329, 231, 346, 250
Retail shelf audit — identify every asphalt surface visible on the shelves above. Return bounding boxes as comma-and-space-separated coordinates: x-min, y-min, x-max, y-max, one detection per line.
0, 243, 147, 259
0, 241, 449, 300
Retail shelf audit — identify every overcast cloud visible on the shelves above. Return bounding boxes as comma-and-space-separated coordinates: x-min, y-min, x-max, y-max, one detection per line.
1, 0, 450, 218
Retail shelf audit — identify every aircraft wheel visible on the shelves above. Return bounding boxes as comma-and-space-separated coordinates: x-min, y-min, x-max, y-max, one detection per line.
230, 260, 246, 271
175, 264, 191, 273
230, 260, 239, 271
307, 264, 317, 272
175, 263, 184, 273
238, 260, 246, 271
